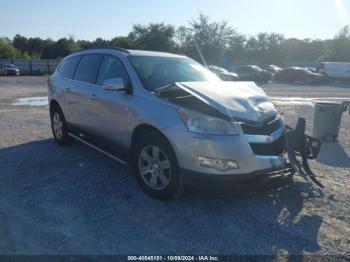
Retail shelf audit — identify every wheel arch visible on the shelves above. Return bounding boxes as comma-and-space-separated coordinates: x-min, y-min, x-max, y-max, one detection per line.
130, 124, 178, 162
49, 99, 61, 113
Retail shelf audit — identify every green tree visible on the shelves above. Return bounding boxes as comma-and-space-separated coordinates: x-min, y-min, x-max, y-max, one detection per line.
26, 37, 46, 58
281, 38, 327, 64
110, 36, 132, 49
42, 37, 80, 59
226, 33, 246, 63
180, 14, 240, 65
2, 16, 350, 64
0, 38, 20, 59
174, 26, 190, 50
92, 38, 108, 47
327, 25, 350, 61
128, 23, 176, 52
12, 34, 28, 55
245, 33, 285, 64
76, 39, 93, 50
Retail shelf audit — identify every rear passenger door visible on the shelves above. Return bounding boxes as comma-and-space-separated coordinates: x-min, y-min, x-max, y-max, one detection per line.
66, 54, 103, 131
56, 55, 81, 121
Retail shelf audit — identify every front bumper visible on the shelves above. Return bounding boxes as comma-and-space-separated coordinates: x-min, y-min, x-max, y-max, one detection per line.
4, 69, 20, 76
165, 121, 286, 177
180, 165, 293, 187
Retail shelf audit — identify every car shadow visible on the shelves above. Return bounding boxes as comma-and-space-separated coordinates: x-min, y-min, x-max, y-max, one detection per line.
316, 142, 350, 168
0, 138, 323, 255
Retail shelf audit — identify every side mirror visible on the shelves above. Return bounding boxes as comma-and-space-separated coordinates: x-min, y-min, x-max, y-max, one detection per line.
103, 78, 129, 92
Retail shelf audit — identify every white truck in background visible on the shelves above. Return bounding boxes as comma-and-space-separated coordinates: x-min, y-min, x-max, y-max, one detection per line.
319, 62, 350, 79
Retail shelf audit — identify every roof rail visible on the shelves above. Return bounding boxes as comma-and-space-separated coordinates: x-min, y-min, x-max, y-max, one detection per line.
82, 47, 130, 53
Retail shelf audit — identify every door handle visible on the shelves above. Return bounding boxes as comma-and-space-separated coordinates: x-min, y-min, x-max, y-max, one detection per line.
90, 94, 97, 101
64, 87, 71, 94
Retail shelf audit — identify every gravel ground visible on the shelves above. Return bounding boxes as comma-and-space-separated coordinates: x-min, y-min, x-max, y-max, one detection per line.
0, 76, 349, 256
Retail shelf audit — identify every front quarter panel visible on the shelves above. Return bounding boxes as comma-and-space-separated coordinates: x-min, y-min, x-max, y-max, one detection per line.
126, 93, 188, 153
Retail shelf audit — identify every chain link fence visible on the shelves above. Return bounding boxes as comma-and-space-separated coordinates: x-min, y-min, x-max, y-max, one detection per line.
0, 59, 61, 76
1, 58, 322, 76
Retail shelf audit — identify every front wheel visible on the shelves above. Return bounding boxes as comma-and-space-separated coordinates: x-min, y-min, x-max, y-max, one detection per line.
132, 133, 182, 200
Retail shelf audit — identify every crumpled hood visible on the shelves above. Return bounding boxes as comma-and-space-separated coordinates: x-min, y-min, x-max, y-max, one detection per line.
177, 81, 278, 123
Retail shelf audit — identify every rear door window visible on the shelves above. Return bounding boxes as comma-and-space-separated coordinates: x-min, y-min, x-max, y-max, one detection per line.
74, 54, 103, 83
96, 55, 130, 85
236, 67, 246, 74
59, 56, 81, 79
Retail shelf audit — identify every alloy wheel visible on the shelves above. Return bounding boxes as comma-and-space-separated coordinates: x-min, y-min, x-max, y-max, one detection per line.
138, 145, 172, 190
52, 112, 63, 140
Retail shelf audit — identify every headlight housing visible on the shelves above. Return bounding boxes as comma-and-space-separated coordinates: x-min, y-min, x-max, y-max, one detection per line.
178, 108, 242, 135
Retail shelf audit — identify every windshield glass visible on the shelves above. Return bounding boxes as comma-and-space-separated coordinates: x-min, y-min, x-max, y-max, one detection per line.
130, 56, 220, 91
252, 65, 262, 71
209, 66, 227, 74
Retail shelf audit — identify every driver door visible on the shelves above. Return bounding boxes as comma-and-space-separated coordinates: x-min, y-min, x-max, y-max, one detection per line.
88, 55, 133, 151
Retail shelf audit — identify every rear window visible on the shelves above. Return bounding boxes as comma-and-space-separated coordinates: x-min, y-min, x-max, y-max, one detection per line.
74, 54, 103, 83
59, 56, 81, 79
236, 67, 251, 73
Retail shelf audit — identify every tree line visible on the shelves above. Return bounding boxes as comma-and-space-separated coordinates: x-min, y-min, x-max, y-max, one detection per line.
1, 14, 349, 66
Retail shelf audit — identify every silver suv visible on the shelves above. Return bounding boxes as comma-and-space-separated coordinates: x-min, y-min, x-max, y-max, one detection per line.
48, 48, 286, 199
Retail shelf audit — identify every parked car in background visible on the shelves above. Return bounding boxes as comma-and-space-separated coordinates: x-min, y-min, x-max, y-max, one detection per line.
274, 67, 325, 83
208, 65, 239, 81
318, 62, 350, 79
261, 64, 282, 73
233, 65, 272, 83
1, 64, 20, 76
305, 67, 318, 73
48, 48, 286, 199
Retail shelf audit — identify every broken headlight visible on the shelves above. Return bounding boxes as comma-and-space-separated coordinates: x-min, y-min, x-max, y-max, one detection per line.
178, 108, 242, 135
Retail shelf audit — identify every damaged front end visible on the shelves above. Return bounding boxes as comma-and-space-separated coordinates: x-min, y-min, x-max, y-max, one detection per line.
285, 118, 323, 187
239, 117, 323, 188
156, 82, 322, 187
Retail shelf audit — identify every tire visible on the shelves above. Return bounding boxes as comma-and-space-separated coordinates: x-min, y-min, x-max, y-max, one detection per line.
131, 132, 182, 200
50, 105, 72, 145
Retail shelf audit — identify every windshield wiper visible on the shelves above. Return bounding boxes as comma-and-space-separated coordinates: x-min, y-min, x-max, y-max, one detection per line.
154, 83, 178, 93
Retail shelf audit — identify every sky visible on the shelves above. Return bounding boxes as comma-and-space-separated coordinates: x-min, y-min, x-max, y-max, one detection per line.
1, 0, 349, 41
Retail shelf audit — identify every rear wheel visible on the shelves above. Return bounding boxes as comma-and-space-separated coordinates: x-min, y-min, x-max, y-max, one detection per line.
132, 132, 182, 200
50, 105, 71, 145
